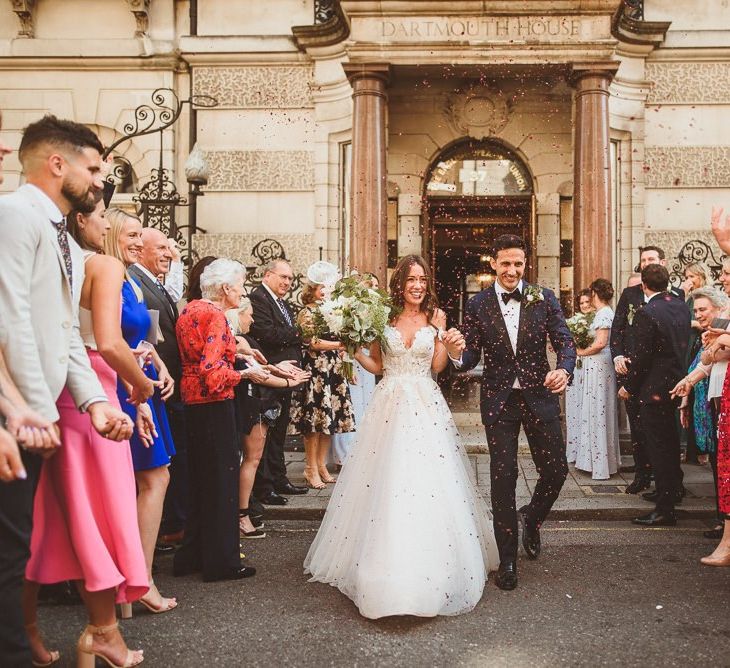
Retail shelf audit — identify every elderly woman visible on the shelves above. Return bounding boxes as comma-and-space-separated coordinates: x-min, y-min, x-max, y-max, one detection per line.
673, 287, 730, 544
225, 301, 309, 538
173, 259, 258, 581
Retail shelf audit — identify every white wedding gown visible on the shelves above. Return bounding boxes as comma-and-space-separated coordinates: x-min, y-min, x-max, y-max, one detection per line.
304, 325, 499, 619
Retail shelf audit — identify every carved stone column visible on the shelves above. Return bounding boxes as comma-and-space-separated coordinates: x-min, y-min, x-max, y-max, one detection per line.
571, 63, 619, 290
342, 63, 390, 281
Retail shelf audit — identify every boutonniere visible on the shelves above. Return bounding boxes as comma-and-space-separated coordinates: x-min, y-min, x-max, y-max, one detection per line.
522, 285, 545, 308
627, 302, 642, 326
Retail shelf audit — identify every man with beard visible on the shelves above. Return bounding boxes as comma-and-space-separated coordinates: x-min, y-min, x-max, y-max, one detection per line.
0, 115, 133, 667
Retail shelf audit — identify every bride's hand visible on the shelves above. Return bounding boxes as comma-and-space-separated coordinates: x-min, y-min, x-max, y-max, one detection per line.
431, 308, 447, 331
442, 328, 465, 358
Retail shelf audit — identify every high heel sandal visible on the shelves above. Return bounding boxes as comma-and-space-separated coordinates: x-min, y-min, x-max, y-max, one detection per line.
303, 467, 325, 490
25, 622, 60, 667
318, 467, 337, 484
138, 580, 178, 614
700, 549, 730, 567
239, 509, 266, 539
77, 621, 143, 668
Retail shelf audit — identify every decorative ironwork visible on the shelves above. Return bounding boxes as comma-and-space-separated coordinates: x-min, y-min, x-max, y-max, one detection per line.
623, 0, 644, 21
102, 88, 218, 277
314, 0, 337, 24
668, 239, 725, 288
243, 239, 306, 310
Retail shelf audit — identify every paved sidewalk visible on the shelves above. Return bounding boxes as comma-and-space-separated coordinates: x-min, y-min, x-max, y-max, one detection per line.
272, 450, 716, 521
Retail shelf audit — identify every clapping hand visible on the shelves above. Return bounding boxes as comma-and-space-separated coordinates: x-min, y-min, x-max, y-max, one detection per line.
273, 360, 302, 379
242, 366, 271, 384
127, 377, 157, 406
157, 367, 175, 401
670, 378, 692, 399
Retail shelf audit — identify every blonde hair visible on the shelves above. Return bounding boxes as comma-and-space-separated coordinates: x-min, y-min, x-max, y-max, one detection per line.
104, 207, 144, 301
684, 261, 712, 288
301, 282, 320, 306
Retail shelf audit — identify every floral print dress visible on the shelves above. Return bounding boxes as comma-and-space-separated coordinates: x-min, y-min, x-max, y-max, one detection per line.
289, 306, 355, 435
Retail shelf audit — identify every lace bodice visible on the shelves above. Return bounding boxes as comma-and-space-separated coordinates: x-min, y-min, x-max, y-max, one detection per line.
381, 325, 435, 378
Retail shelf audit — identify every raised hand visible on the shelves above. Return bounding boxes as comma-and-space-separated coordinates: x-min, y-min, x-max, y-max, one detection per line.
711, 206, 730, 254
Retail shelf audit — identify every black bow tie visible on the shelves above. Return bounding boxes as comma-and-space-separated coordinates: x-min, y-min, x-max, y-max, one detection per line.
501, 290, 522, 305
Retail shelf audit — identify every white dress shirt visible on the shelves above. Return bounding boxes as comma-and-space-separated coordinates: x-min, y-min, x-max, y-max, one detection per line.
494, 279, 523, 389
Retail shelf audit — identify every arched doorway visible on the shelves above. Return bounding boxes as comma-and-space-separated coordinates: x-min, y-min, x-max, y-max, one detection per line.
423, 139, 535, 412
423, 138, 535, 330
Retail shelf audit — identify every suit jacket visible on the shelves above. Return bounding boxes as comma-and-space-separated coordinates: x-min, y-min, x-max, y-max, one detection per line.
623, 292, 691, 404
610, 283, 684, 362
0, 184, 105, 421
460, 283, 576, 426
248, 285, 302, 365
128, 264, 182, 401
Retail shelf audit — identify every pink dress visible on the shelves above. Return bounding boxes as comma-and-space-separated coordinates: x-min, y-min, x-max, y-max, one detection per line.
26, 350, 148, 603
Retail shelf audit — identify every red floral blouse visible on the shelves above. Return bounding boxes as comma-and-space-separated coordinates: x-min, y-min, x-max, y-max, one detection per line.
176, 299, 241, 404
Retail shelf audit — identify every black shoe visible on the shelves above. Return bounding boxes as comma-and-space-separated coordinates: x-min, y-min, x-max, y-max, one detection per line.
625, 478, 651, 494
494, 561, 518, 590
154, 542, 176, 554
241, 528, 266, 539
631, 511, 677, 527
642, 489, 683, 505
204, 566, 257, 582
704, 527, 723, 540
274, 481, 308, 495
518, 505, 541, 560
619, 465, 636, 474
259, 492, 288, 506
249, 496, 265, 517
251, 515, 264, 530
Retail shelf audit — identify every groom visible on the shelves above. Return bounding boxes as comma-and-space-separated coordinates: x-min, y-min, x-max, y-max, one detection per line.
452, 234, 576, 590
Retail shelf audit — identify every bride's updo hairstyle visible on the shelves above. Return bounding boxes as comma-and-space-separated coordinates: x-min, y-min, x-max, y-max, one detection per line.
388, 254, 439, 322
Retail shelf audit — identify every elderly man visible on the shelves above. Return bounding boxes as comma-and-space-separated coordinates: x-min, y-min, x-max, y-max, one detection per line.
128, 228, 189, 547
0, 114, 132, 667
249, 259, 308, 506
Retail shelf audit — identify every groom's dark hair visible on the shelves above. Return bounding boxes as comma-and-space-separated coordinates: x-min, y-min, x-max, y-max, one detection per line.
641, 264, 669, 292
492, 234, 526, 257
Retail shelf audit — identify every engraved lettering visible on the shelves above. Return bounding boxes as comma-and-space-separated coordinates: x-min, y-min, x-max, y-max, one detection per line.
381, 20, 395, 38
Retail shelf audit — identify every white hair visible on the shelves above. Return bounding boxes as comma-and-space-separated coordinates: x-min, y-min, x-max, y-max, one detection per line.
691, 286, 729, 311
200, 258, 245, 301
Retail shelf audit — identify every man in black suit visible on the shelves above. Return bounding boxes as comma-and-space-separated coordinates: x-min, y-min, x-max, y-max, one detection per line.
129, 228, 188, 542
610, 246, 684, 494
249, 259, 308, 505
454, 234, 576, 590
620, 264, 690, 526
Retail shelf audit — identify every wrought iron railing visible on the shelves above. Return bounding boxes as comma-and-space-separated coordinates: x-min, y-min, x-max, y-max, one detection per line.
668, 239, 725, 288
314, 0, 337, 24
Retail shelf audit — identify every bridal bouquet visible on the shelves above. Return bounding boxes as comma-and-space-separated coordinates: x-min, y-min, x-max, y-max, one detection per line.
566, 311, 595, 368
306, 274, 393, 381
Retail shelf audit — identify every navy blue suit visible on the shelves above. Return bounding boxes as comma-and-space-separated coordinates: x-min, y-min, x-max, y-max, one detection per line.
460, 282, 576, 563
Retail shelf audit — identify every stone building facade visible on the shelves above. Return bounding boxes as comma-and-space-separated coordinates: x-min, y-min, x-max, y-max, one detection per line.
0, 0, 728, 318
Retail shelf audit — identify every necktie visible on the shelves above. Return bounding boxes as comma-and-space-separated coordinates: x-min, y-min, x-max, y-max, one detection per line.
55, 218, 73, 292
277, 298, 293, 326
501, 289, 521, 305
155, 279, 176, 315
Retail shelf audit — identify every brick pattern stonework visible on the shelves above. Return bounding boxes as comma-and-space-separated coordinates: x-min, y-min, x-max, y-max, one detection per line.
646, 62, 730, 104
193, 66, 314, 109
203, 150, 314, 191
644, 146, 730, 188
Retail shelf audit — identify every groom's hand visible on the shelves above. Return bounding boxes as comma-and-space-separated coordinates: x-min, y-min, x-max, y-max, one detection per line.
442, 328, 465, 359
544, 369, 569, 394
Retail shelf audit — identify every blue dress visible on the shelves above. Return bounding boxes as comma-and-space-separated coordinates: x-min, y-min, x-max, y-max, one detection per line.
118, 279, 176, 471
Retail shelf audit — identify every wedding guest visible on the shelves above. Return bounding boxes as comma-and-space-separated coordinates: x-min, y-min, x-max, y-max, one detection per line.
186, 255, 216, 302
226, 301, 309, 537
129, 228, 189, 548
611, 246, 684, 494
330, 273, 379, 468
162, 237, 184, 302
566, 289, 594, 464
249, 259, 308, 505
173, 258, 256, 581
573, 279, 620, 479
290, 264, 356, 489
0, 115, 133, 667
104, 208, 178, 614
626, 273, 642, 288
621, 264, 690, 526
25, 191, 154, 667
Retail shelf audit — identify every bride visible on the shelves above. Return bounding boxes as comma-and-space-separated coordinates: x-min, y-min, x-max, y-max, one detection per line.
304, 255, 499, 619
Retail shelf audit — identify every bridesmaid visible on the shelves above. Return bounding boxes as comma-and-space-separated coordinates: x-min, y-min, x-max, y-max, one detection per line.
104, 208, 178, 615
25, 193, 150, 667
566, 289, 594, 464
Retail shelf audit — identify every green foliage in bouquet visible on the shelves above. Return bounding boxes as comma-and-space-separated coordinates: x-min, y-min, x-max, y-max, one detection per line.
565, 311, 595, 368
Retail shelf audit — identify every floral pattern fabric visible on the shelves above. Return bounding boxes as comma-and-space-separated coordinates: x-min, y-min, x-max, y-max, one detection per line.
289, 306, 355, 435
689, 350, 716, 454
715, 365, 730, 515
176, 299, 241, 404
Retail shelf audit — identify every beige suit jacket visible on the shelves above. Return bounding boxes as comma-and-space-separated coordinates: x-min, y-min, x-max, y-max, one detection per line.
0, 184, 105, 421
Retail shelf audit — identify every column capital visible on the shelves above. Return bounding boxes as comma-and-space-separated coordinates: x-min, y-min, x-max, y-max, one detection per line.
569, 62, 620, 88
342, 62, 391, 86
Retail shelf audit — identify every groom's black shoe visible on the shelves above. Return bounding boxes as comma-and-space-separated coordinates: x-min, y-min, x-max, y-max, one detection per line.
494, 561, 518, 591
518, 506, 541, 560
625, 477, 651, 495
631, 510, 677, 527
